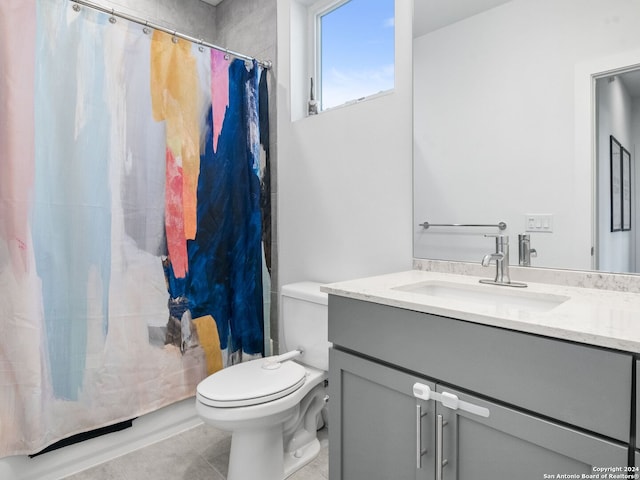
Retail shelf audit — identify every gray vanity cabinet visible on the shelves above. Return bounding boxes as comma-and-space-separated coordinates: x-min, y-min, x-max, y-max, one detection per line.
329, 296, 632, 442
436, 385, 628, 480
328, 295, 634, 479
328, 348, 436, 480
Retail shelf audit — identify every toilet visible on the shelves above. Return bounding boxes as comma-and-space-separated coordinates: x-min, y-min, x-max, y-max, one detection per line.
195, 282, 329, 480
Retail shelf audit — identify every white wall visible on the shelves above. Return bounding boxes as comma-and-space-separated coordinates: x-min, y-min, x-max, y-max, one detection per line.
276, 0, 413, 302
413, 0, 640, 271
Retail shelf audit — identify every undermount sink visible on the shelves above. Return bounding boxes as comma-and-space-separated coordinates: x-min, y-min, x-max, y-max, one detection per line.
392, 281, 569, 314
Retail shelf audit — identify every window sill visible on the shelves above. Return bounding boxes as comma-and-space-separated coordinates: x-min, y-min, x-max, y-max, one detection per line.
305, 88, 395, 119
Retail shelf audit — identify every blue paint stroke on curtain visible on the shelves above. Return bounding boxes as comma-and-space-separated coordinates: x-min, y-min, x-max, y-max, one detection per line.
166, 59, 265, 357
259, 69, 271, 276
32, 4, 112, 400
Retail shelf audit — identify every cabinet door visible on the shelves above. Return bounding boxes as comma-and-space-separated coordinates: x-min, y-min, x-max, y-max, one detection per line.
329, 348, 435, 480
435, 385, 629, 480
636, 359, 640, 442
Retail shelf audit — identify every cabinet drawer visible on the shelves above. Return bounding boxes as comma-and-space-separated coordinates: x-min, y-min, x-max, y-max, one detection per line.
329, 296, 632, 442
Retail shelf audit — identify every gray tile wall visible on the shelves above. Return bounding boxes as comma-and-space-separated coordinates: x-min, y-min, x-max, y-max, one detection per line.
87, 0, 218, 39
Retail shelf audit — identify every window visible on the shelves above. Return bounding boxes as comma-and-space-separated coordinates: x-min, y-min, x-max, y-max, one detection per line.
316, 0, 395, 111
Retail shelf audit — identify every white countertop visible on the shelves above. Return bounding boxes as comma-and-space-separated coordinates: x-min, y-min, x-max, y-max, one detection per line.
321, 270, 640, 354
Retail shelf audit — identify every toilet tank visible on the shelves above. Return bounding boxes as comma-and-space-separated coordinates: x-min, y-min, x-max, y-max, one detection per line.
281, 282, 328, 371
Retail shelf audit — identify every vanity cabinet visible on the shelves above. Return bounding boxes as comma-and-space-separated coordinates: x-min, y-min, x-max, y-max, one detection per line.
328, 296, 634, 479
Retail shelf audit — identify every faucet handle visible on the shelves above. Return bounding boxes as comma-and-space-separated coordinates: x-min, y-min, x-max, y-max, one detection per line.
484, 234, 509, 252
484, 233, 508, 240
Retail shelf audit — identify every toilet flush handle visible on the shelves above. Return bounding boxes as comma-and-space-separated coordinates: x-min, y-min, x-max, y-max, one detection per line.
262, 349, 303, 370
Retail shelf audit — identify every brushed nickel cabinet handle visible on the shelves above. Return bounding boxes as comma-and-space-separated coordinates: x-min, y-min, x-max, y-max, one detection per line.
436, 414, 449, 480
416, 404, 428, 469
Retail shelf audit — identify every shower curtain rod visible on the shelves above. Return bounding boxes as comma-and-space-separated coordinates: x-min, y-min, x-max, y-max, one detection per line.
68, 0, 273, 69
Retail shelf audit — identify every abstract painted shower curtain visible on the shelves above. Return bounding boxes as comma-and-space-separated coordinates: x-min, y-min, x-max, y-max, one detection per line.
0, 0, 270, 457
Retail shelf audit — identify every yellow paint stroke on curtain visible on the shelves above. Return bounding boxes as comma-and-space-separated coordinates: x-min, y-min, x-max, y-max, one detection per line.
193, 315, 223, 375
150, 31, 200, 242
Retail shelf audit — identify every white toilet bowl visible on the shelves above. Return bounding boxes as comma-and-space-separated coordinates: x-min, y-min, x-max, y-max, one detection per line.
195, 282, 329, 480
196, 359, 326, 479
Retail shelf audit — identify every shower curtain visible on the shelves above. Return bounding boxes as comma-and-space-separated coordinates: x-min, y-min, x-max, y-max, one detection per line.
0, 0, 270, 457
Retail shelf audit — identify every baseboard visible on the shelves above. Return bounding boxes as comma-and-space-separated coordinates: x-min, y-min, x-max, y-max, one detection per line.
0, 397, 202, 480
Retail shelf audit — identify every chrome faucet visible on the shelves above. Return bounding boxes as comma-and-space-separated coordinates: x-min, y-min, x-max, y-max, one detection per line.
480, 235, 527, 288
518, 233, 537, 267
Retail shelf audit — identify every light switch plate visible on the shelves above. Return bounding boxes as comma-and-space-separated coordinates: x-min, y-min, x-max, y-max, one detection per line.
525, 214, 553, 233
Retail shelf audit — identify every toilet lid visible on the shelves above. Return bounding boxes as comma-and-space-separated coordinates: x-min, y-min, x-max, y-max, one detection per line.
197, 358, 307, 408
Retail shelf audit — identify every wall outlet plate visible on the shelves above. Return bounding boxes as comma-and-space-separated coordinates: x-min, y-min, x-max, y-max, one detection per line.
525, 214, 553, 233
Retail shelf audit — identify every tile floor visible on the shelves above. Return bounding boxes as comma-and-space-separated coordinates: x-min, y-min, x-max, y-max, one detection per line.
61, 424, 328, 480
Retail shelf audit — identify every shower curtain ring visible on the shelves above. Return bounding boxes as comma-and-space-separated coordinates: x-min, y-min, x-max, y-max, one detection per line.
198, 40, 205, 52
109, 8, 116, 24
72, 3, 81, 12
172, 31, 178, 43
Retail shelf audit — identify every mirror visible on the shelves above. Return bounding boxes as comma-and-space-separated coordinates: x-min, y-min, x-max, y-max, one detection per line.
595, 70, 640, 272
413, 0, 640, 273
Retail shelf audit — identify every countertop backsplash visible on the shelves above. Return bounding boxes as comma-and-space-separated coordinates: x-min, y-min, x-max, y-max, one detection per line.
413, 258, 640, 294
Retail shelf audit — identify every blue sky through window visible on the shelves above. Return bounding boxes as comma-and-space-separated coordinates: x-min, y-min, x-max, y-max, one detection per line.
320, 0, 395, 110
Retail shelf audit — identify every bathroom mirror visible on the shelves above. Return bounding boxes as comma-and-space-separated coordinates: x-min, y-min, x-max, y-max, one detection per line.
413, 0, 640, 273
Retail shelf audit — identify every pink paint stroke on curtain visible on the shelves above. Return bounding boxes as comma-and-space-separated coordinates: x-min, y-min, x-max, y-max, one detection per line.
211, 49, 230, 153
0, 0, 48, 459
150, 32, 200, 278
0, 0, 36, 276
165, 147, 187, 274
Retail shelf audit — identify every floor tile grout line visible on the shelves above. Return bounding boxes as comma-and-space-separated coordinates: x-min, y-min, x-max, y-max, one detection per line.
197, 449, 227, 480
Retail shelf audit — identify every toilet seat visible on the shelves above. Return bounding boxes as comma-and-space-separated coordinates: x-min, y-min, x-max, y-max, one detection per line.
197, 359, 307, 408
